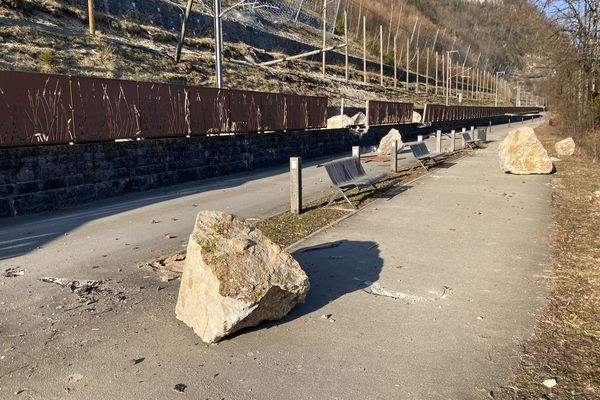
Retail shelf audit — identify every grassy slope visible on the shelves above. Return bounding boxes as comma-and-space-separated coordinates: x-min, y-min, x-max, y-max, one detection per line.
0, 0, 519, 108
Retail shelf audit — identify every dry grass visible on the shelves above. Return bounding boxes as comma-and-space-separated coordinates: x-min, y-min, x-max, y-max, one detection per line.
494, 123, 600, 399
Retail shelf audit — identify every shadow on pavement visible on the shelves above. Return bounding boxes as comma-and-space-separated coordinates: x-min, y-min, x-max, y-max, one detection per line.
0, 153, 344, 261
225, 240, 382, 340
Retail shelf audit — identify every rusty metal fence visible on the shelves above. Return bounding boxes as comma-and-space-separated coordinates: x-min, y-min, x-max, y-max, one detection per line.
366, 100, 414, 126
0, 70, 328, 148
422, 104, 544, 124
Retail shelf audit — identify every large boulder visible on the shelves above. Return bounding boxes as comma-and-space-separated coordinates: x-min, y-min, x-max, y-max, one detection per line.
555, 137, 575, 156
498, 127, 553, 174
377, 128, 403, 155
176, 211, 310, 343
327, 114, 353, 129
349, 112, 366, 126
412, 111, 422, 124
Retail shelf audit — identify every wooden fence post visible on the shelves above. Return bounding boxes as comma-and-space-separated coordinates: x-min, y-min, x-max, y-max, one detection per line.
87, 0, 95, 35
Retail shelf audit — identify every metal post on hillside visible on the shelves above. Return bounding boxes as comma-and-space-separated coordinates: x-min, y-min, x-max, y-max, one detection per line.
214, 0, 224, 88
344, 11, 349, 81
87, 0, 95, 35
175, 0, 194, 63
379, 25, 384, 87
495, 71, 505, 106
322, 0, 327, 77
363, 16, 366, 83
446, 50, 458, 106
393, 35, 397, 88
331, 0, 341, 34
405, 38, 410, 88
415, 47, 420, 93
425, 48, 429, 93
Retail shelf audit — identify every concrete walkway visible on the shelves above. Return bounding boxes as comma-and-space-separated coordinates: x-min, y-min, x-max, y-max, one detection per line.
0, 120, 551, 399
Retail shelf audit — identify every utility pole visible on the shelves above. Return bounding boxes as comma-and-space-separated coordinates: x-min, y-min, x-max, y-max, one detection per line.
175, 0, 194, 63
214, 0, 224, 88
322, 0, 327, 77
87, 0, 95, 35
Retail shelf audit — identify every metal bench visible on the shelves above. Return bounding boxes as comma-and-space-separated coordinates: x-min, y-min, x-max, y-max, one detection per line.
462, 131, 482, 148
321, 157, 387, 208
409, 142, 445, 170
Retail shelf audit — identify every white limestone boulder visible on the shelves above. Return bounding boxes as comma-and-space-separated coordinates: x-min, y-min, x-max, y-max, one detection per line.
498, 127, 552, 174
176, 211, 310, 343
412, 111, 422, 123
327, 114, 353, 129
555, 137, 575, 156
377, 128, 403, 155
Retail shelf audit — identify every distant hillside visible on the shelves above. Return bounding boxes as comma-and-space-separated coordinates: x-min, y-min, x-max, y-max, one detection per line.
0, 0, 545, 106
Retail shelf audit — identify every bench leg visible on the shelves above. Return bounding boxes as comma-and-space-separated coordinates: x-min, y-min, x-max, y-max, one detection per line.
417, 158, 428, 171
326, 188, 356, 209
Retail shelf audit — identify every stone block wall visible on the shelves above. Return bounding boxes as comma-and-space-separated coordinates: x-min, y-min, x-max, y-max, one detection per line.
0, 128, 355, 217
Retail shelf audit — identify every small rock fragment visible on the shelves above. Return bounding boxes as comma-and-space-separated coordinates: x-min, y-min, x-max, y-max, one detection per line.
542, 378, 557, 388
67, 374, 83, 383
173, 383, 187, 393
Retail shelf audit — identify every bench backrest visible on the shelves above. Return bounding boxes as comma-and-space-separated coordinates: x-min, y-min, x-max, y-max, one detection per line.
323, 157, 366, 186
410, 142, 430, 158
462, 132, 473, 141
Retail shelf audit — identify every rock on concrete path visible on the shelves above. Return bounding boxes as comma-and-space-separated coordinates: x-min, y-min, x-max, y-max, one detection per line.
0, 121, 550, 399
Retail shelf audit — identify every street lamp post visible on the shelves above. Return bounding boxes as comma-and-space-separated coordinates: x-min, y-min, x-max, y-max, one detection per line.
495, 71, 505, 106
445, 50, 458, 106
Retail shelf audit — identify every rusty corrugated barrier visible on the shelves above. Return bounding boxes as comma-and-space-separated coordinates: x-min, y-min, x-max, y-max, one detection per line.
366, 100, 414, 125
422, 104, 544, 124
0, 70, 328, 148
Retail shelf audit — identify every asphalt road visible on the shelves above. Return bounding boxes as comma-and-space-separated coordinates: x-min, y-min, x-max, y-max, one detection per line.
0, 118, 549, 399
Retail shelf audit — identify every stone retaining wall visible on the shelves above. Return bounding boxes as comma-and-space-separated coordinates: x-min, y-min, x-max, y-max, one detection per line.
0, 115, 539, 217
